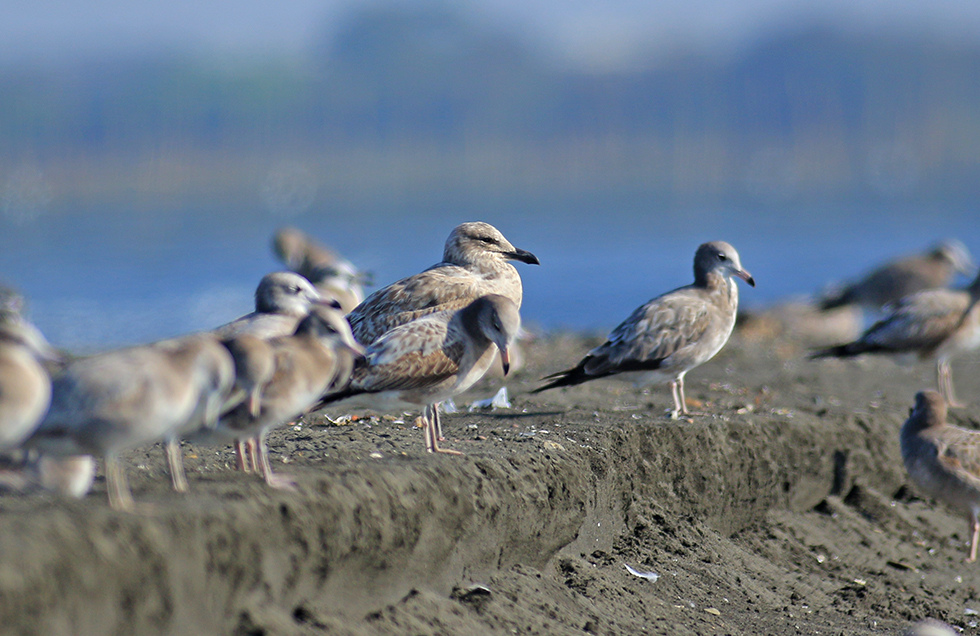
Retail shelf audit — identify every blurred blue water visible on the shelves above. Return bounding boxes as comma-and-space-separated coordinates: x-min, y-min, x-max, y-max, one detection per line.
0, 196, 976, 350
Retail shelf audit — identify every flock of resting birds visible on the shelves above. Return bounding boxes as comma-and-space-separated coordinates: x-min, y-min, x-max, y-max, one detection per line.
1, 222, 980, 561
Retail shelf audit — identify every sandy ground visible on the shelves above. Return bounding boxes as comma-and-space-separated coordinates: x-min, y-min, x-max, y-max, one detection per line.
1, 327, 979, 635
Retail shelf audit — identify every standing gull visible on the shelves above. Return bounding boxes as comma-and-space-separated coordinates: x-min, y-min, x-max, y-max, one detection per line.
272, 227, 371, 313
811, 271, 980, 406
347, 221, 538, 345
0, 316, 54, 450
315, 295, 521, 454
820, 239, 974, 312
205, 305, 363, 489
212, 271, 340, 340
25, 335, 235, 510
901, 390, 980, 562
532, 242, 755, 419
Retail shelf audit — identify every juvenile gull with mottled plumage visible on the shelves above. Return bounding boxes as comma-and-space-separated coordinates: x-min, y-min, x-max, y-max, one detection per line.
315, 295, 521, 454
532, 241, 755, 419
811, 270, 980, 406
347, 222, 538, 346
901, 390, 980, 562
203, 305, 363, 489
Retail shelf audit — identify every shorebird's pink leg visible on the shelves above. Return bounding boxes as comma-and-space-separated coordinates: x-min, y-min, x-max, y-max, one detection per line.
234, 439, 250, 472
105, 454, 135, 512
164, 436, 189, 493
969, 516, 979, 563
256, 432, 297, 490
938, 359, 965, 408
247, 437, 260, 473
668, 380, 683, 419
424, 405, 462, 455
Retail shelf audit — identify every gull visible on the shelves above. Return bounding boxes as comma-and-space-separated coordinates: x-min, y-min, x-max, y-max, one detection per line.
212, 271, 340, 340
347, 221, 538, 345
901, 390, 980, 562
25, 335, 236, 510
316, 295, 521, 454
272, 226, 371, 313
810, 271, 980, 406
532, 241, 755, 419
154, 334, 236, 493
204, 305, 363, 489
820, 239, 974, 312
0, 317, 54, 451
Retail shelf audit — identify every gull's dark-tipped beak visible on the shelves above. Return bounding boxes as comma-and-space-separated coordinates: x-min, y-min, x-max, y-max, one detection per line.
508, 248, 540, 265
736, 269, 755, 287
314, 297, 344, 310
500, 348, 511, 376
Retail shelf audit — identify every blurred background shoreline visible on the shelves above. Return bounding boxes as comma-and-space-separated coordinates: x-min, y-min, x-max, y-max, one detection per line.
1, 1, 978, 348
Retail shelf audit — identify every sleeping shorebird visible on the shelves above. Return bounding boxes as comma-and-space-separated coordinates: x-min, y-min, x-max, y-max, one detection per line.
820, 239, 974, 312
347, 222, 538, 346
212, 271, 340, 340
25, 335, 235, 510
315, 295, 521, 454
203, 305, 363, 489
811, 271, 980, 406
532, 241, 755, 419
901, 390, 980, 562
272, 226, 370, 314
0, 317, 54, 451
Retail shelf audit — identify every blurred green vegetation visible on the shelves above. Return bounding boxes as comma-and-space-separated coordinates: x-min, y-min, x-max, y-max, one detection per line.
2, 4, 979, 203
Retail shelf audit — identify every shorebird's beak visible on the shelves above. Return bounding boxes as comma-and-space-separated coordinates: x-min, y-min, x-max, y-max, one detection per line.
507, 248, 540, 265
735, 268, 756, 287
345, 339, 366, 358
500, 347, 511, 376
314, 297, 343, 310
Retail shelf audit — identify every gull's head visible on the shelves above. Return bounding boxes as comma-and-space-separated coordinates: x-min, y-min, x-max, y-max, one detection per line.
932, 238, 975, 277
255, 271, 338, 317
911, 390, 946, 427
695, 241, 755, 288
443, 222, 539, 268
296, 304, 365, 357
470, 294, 522, 376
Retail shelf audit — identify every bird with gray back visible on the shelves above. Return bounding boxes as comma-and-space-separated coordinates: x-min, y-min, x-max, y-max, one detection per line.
212, 271, 341, 340
820, 239, 975, 312
811, 270, 980, 406
533, 241, 755, 419
26, 335, 238, 510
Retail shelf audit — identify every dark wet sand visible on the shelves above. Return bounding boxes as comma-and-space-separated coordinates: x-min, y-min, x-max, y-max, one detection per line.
1, 330, 978, 635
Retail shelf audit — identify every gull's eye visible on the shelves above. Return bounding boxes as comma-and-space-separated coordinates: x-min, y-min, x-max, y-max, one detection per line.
477, 236, 497, 245
717, 252, 728, 261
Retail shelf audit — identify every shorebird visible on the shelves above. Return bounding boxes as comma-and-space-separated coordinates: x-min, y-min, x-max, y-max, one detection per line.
315, 295, 521, 454
154, 335, 237, 493
901, 390, 980, 562
26, 335, 236, 510
0, 317, 54, 451
212, 271, 340, 340
532, 241, 755, 419
272, 226, 370, 313
811, 271, 980, 406
205, 305, 363, 489
820, 239, 974, 312
346, 222, 538, 345
217, 333, 276, 473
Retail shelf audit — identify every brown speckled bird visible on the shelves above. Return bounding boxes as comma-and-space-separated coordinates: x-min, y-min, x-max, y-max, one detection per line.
901, 390, 980, 562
